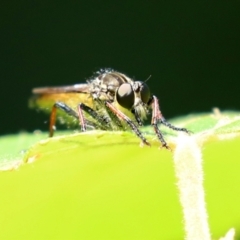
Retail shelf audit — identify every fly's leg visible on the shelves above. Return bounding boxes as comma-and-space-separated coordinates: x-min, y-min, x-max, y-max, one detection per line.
105, 103, 124, 130
150, 95, 190, 149
79, 103, 111, 130
152, 96, 190, 134
132, 109, 143, 126
150, 96, 169, 149
160, 118, 191, 134
49, 102, 96, 137
50, 102, 79, 137
105, 101, 150, 146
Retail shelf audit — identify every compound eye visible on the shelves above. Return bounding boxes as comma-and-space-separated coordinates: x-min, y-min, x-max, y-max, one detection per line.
140, 82, 151, 104
116, 83, 134, 109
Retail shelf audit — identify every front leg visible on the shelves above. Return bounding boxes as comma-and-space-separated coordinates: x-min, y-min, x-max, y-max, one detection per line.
160, 118, 190, 134
150, 96, 169, 149
105, 101, 150, 146
150, 95, 190, 149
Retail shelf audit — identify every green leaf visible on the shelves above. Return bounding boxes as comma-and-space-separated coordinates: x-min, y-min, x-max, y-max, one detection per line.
0, 111, 239, 239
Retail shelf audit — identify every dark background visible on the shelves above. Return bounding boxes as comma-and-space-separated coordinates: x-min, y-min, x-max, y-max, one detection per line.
1, 1, 240, 135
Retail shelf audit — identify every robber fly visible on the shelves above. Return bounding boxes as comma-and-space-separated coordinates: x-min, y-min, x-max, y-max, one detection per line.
30, 69, 190, 148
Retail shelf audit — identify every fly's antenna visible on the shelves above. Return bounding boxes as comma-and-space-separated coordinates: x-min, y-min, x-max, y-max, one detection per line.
144, 75, 152, 83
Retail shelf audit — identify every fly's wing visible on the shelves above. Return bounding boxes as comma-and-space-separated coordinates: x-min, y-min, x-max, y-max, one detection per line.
32, 84, 90, 94
29, 84, 94, 127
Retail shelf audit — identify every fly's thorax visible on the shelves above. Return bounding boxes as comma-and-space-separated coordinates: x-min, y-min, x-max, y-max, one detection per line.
89, 71, 133, 102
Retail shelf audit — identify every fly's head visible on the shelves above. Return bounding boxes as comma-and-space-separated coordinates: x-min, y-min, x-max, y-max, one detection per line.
116, 79, 152, 122
89, 69, 152, 123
